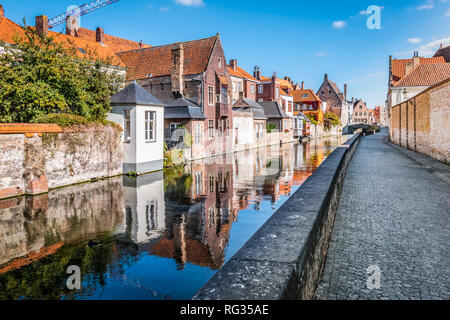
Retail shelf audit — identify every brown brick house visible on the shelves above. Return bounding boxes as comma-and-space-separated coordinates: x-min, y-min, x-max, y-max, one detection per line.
317, 74, 350, 126
117, 34, 233, 159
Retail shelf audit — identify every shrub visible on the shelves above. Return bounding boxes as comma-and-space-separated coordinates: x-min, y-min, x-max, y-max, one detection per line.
35, 113, 89, 127
324, 112, 342, 131
266, 123, 277, 133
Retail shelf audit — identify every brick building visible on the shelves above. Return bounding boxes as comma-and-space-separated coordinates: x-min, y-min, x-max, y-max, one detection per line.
227, 59, 259, 103
352, 100, 371, 124
316, 74, 350, 126
117, 34, 233, 159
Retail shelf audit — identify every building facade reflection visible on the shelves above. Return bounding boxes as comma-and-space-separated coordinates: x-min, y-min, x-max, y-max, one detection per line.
0, 135, 350, 300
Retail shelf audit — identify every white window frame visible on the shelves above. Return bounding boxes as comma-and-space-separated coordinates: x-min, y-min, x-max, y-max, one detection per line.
145, 111, 156, 143
194, 122, 202, 145
208, 86, 214, 105
124, 110, 131, 143
258, 85, 264, 94
251, 85, 255, 94
208, 120, 215, 139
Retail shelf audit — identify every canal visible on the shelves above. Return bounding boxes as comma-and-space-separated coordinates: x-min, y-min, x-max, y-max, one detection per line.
0, 136, 350, 300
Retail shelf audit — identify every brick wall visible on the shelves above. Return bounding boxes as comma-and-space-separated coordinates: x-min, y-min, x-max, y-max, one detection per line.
0, 125, 123, 200
390, 79, 449, 163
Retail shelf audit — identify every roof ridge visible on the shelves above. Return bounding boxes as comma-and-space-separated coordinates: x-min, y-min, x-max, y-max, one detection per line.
117, 34, 218, 55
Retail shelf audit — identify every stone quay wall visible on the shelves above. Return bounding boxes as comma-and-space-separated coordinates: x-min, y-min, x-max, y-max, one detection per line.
0, 124, 123, 200
310, 124, 343, 140
390, 78, 449, 164
194, 133, 361, 300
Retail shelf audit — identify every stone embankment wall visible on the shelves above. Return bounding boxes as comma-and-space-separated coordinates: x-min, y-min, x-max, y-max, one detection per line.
194, 133, 361, 300
0, 124, 123, 200
310, 124, 343, 140
390, 78, 449, 164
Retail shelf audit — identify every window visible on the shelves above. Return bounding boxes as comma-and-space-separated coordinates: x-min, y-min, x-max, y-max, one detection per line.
208, 120, 215, 139
124, 110, 131, 142
251, 85, 255, 94
170, 123, 180, 135
238, 82, 243, 93
218, 57, 222, 68
194, 122, 202, 145
276, 87, 279, 99
195, 171, 203, 196
208, 86, 214, 105
258, 85, 264, 94
145, 111, 156, 142
232, 81, 237, 93
226, 120, 230, 136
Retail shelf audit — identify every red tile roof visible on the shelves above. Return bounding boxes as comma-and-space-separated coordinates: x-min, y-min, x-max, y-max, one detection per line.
227, 65, 258, 81
75, 27, 151, 53
0, 17, 125, 67
392, 57, 445, 85
293, 89, 322, 103
395, 63, 450, 87
117, 35, 218, 80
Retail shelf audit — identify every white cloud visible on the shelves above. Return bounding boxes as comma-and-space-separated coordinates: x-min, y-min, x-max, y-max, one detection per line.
175, 0, 204, 6
446, 9, 450, 17
395, 36, 450, 56
407, 38, 423, 44
332, 20, 347, 29
417, 0, 434, 10
315, 52, 331, 57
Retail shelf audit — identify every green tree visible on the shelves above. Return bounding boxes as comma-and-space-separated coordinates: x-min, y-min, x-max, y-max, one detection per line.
0, 25, 124, 123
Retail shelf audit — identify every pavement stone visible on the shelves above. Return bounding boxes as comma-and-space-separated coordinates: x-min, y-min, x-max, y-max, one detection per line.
316, 129, 450, 300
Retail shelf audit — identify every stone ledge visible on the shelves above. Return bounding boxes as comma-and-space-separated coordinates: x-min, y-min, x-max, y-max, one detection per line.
194, 133, 361, 300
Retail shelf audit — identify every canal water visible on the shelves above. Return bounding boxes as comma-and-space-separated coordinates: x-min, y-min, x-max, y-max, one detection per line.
0, 136, 350, 300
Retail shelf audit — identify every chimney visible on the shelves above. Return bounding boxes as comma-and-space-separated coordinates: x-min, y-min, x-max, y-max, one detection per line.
171, 42, 184, 98
96, 27, 104, 43
65, 15, 79, 36
253, 66, 261, 80
324, 73, 328, 81
139, 40, 143, 48
301, 81, 304, 90
413, 54, 420, 68
36, 15, 48, 37
272, 72, 277, 99
389, 56, 393, 85
230, 59, 237, 70
0, 5, 4, 18
344, 84, 348, 101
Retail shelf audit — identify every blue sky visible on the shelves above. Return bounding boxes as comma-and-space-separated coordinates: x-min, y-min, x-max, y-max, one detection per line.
2, 0, 450, 108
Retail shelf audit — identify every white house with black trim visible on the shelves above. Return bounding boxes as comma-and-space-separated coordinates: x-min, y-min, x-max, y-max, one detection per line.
108, 81, 165, 175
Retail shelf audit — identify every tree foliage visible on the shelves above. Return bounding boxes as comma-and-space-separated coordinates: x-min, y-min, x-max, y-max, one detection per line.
0, 26, 124, 123
324, 112, 342, 131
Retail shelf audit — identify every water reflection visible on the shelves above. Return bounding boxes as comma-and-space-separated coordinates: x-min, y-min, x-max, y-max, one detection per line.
0, 136, 349, 300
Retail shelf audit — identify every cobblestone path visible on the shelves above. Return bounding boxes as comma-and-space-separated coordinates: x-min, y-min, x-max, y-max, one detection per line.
317, 130, 450, 300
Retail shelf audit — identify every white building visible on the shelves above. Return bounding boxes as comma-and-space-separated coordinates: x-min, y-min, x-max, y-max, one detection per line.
109, 82, 166, 175
122, 172, 166, 244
